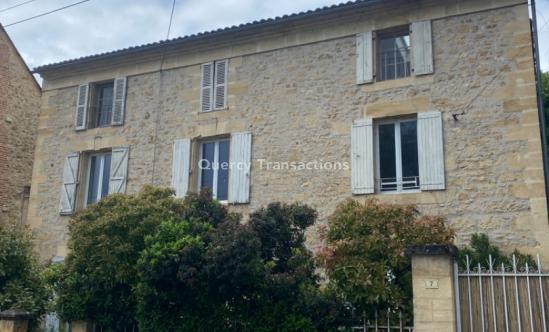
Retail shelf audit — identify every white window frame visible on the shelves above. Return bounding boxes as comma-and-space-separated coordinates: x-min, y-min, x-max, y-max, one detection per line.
83, 152, 111, 207
197, 138, 230, 203
375, 118, 420, 194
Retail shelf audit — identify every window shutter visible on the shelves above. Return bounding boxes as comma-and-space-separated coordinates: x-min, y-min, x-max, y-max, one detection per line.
109, 147, 129, 194
228, 132, 252, 203
171, 138, 191, 198
418, 111, 445, 190
59, 153, 80, 214
356, 31, 374, 84
411, 21, 433, 76
200, 62, 214, 112
111, 77, 127, 125
74, 84, 89, 130
214, 59, 228, 109
351, 118, 374, 194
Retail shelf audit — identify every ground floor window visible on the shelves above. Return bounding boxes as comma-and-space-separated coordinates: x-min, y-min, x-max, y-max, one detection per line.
199, 139, 229, 201
376, 118, 419, 192
85, 152, 111, 205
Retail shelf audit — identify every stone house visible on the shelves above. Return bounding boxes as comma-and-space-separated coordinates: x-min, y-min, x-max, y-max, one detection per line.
0, 24, 41, 226
30, 0, 549, 261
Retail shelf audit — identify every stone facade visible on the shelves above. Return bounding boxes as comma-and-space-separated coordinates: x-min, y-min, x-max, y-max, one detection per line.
30, 0, 549, 262
0, 25, 40, 226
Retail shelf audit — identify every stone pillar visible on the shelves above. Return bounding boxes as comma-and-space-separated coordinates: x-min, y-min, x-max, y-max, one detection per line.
407, 244, 458, 332
0, 309, 32, 332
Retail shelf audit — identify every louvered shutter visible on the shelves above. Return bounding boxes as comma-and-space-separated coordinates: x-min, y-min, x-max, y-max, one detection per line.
214, 59, 228, 109
109, 147, 129, 194
228, 132, 252, 203
356, 31, 374, 84
411, 21, 433, 76
171, 139, 191, 198
111, 77, 127, 125
200, 62, 214, 112
418, 111, 445, 190
75, 84, 89, 130
59, 153, 80, 214
351, 118, 374, 194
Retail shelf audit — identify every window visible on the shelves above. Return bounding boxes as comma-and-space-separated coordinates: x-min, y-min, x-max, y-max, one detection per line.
376, 29, 411, 81
85, 152, 111, 205
201, 59, 228, 112
376, 118, 419, 192
198, 139, 230, 201
89, 82, 114, 128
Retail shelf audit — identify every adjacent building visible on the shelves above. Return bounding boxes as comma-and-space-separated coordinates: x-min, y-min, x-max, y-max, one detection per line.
30, 0, 549, 261
0, 24, 41, 225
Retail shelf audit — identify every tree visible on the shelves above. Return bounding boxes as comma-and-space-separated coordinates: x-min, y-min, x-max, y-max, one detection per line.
0, 223, 50, 331
319, 199, 454, 318
541, 71, 549, 146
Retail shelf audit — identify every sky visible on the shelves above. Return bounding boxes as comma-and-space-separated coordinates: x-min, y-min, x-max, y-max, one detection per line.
2, 0, 549, 75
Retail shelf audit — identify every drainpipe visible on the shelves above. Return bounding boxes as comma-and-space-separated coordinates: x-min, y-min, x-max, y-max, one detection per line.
530, 0, 549, 220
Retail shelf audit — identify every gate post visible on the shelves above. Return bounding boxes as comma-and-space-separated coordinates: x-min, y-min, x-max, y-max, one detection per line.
0, 309, 32, 332
407, 244, 458, 332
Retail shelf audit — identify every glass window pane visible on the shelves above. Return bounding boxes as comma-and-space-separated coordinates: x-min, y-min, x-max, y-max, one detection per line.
87, 156, 99, 204
101, 154, 111, 199
217, 141, 230, 201
400, 121, 419, 189
377, 31, 410, 81
95, 83, 114, 127
378, 123, 396, 191
200, 142, 215, 194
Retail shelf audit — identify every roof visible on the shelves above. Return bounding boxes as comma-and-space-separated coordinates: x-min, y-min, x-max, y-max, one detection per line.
33, 0, 383, 72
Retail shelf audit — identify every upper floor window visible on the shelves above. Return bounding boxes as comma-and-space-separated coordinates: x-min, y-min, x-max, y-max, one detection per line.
90, 82, 114, 128
198, 139, 230, 201
74, 77, 127, 131
376, 118, 419, 192
200, 60, 228, 112
376, 29, 411, 82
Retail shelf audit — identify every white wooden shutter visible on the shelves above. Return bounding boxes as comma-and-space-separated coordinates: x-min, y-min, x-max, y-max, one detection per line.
111, 77, 127, 125
171, 139, 191, 198
59, 152, 80, 214
200, 62, 214, 112
411, 21, 433, 76
351, 118, 374, 194
356, 31, 374, 84
418, 111, 445, 190
228, 132, 252, 203
109, 147, 129, 194
214, 59, 228, 109
75, 84, 89, 130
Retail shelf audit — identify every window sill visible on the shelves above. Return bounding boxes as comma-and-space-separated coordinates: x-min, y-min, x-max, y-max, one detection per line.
199, 107, 228, 114
358, 74, 434, 92
377, 189, 421, 195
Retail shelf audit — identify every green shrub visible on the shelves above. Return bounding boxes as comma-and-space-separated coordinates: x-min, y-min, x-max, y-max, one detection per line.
320, 199, 454, 317
457, 233, 536, 270
0, 223, 50, 331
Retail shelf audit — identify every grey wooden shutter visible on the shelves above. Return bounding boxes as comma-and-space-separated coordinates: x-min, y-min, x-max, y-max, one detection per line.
59, 152, 80, 214
111, 77, 127, 125
356, 31, 374, 84
214, 59, 228, 109
171, 139, 191, 198
109, 147, 129, 194
351, 118, 374, 194
411, 21, 433, 76
200, 62, 214, 112
418, 111, 445, 190
228, 132, 252, 203
75, 84, 89, 130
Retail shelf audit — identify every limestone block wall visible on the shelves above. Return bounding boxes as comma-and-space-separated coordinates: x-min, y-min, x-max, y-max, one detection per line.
28, 2, 549, 262
0, 27, 40, 225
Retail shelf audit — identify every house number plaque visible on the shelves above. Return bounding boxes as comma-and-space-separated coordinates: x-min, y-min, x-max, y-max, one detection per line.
424, 279, 439, 289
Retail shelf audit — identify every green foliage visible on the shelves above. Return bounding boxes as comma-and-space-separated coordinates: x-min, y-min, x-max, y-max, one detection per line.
320, 199, 454, 317
457, 233, 536, 270
52, 186, 183, 329
541, 71, 549, 146
0, 223, 50, 331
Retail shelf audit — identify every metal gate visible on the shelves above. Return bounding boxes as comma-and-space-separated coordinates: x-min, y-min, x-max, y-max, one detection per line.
456, 254, 549, 332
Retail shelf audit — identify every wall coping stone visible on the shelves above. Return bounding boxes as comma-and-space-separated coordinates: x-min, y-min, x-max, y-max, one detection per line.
0, 309, 33, 321
406, 244, 458, 256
